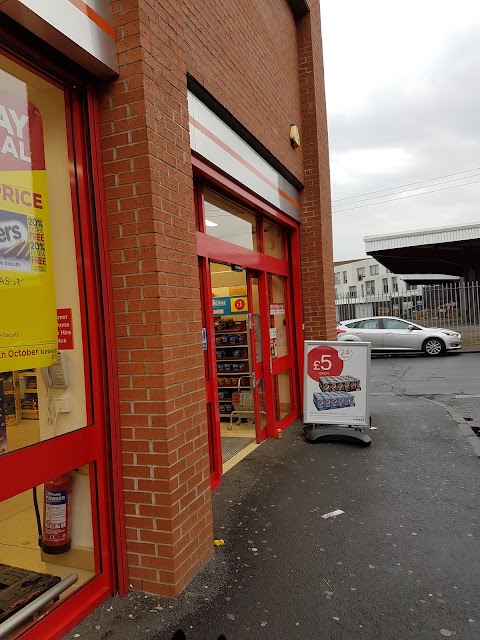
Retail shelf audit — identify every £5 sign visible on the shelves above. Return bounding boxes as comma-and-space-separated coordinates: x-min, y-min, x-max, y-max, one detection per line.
307, 345, 344, 380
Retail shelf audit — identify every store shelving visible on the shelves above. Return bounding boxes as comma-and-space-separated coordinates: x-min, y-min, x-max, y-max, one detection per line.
0, 372, 21, 426
214, 319, 251, 418
20, 371, 39, 420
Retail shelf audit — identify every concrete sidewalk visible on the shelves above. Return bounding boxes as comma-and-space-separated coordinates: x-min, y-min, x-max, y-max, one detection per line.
67, 397, 480, 640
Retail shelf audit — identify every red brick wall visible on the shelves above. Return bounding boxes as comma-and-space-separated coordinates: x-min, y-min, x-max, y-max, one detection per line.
99, 0, 213, 597
183, 0, 335, 339
97, 0, 334, 599
183, 0, 304, 181
297, 3, 336, 340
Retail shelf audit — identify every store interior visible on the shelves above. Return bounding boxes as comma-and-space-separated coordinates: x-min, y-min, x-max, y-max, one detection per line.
210, 262, 261, 469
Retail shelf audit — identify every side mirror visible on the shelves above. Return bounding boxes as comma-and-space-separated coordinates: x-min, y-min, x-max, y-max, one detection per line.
408, 324, 415, 331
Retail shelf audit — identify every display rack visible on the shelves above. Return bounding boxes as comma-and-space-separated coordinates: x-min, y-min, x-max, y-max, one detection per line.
214, 317, 251, 418
19, 370, 39, 420
0, 372, 21, 426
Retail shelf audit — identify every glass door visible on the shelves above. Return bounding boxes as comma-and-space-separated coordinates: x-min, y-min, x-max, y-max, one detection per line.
267, 273, 297, 428
247, 272, 267, 443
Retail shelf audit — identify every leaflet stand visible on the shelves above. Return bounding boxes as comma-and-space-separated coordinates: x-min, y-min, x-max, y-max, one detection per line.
303, 422, 371, 446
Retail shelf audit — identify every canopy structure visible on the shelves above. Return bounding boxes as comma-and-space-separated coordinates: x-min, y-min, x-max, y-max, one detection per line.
364, 223, 480, 282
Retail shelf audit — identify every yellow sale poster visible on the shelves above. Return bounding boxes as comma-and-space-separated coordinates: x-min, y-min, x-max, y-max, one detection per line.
0, 91, 57, 372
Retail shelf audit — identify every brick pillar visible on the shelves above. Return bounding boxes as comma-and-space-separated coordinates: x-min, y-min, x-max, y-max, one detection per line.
98, 0, 213, 597
297, 2, 336, 340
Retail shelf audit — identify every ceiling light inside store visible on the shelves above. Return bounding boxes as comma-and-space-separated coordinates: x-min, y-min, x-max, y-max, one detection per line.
205, 219, 218, 227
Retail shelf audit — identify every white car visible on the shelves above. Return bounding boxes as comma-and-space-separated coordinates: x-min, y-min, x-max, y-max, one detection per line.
337, 316, 462, 356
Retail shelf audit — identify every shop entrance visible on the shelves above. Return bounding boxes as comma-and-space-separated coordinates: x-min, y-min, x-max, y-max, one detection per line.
196, 180, 302, 488
211, 263, 267, 469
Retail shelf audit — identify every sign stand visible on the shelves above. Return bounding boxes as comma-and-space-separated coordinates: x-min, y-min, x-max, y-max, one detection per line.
303, 423, 371, 446
303, 341, 372, 447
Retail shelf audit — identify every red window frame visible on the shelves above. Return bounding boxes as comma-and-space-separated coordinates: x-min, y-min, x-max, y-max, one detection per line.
0, 37, 123, 639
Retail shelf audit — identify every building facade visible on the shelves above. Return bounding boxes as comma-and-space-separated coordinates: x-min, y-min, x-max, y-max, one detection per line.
334, 257, 460, 322
334, 257, 420, 300
0, 1, 335, 638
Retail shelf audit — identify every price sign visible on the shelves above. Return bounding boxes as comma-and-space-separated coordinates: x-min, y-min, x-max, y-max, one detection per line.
303, 340, 371, 426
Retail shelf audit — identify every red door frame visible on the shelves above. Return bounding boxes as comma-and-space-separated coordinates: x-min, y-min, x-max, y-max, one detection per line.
246, 270, 268, 443
0, 40, 121, 639
194, 156, 305, 487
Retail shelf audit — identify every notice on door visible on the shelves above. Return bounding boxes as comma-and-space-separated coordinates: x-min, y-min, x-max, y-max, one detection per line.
303, 341, 371, 426
57, 308, 74, 350
0, 91, 57, 372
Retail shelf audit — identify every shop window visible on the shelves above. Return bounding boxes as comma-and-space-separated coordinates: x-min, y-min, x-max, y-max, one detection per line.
203, 189, 258, 250
0, 465, 98, 630
263, 221, 285, 259
204, 189, 258, 251
0, 54, 89, 456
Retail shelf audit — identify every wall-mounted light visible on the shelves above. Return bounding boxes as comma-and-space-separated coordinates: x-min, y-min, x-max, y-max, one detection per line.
290, 124, 300, 148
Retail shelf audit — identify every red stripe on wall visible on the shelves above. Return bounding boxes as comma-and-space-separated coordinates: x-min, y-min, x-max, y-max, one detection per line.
67, 0, 115, 39
190, 116, 301, 210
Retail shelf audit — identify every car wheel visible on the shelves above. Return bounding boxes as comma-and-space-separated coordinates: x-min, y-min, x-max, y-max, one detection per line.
422, 337, 446, 356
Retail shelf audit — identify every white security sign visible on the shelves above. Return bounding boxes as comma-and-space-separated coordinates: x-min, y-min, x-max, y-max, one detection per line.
303, 341, 371, 426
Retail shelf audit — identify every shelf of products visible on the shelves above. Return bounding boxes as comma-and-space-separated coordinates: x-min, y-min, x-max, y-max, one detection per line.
214, 318, 251, 418
0, 372, 21, 427
20, 370, 39, 420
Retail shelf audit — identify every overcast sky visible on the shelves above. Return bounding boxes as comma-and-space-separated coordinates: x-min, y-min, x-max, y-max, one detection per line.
320, 0, 480, 261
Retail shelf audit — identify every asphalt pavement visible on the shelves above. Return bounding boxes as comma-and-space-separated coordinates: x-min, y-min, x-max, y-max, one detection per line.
67, 353, 480, 640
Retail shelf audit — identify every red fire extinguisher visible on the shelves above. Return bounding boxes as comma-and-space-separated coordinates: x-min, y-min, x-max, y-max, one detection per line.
42, 473, 72, 555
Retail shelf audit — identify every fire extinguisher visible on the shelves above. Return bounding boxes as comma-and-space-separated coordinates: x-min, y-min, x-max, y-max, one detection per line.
41, 473, 73, 555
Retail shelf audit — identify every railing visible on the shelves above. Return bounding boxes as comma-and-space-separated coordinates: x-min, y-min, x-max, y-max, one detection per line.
335, 282, 480, 342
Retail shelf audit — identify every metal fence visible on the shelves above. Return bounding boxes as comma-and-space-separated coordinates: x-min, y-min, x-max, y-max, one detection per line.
335, 282, 480, 342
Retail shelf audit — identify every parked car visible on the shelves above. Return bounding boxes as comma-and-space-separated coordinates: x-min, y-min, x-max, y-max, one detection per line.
337, 316, 462, 356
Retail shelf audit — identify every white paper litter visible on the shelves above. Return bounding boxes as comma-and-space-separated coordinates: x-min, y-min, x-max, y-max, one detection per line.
321, 509, 345, 519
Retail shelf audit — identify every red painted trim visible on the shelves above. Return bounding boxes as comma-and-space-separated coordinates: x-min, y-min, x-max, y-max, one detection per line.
190, 117, 300, 210
192, 153, 299, 230
198, 254, 222, 489
66, 92, 94, 426
197, 233, 290, 275
87, 86, 128, 596
0, 427, 96, 502
71, 85, 115, 597
256, 270, 276, 439
274, 409, 297, 432
18, 579, 111, 640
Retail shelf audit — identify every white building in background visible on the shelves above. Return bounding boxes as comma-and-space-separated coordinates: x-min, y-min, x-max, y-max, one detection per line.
334, 257, 420, 299
333, 257, 459, 321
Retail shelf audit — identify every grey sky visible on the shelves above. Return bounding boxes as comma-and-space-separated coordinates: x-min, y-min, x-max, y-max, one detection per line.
321, 0, 480, 261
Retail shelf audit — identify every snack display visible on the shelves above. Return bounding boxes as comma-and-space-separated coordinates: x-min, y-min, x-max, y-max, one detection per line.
313, 376, 360, 412
318, 375, 361, 392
